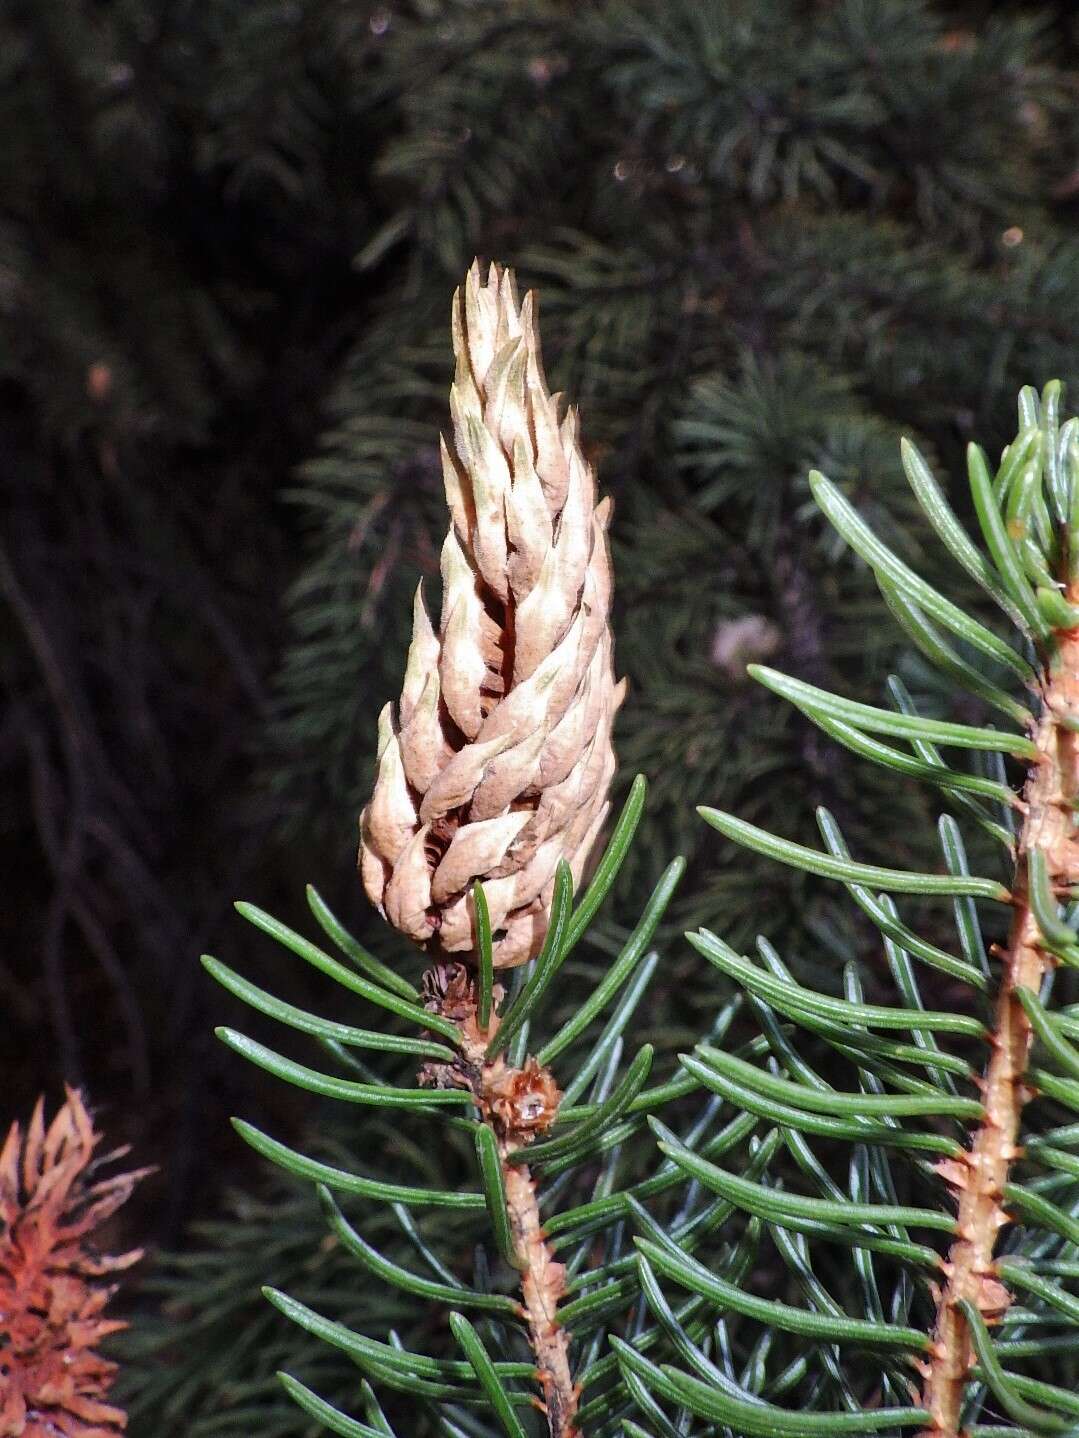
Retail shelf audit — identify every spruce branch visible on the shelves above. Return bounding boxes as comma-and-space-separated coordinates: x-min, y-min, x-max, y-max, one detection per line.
207, 771, 671, 1438
421, 958, 579, 1437
207, 264, 675, 1438
918, 587, 1079, 1432
640, 389, 1079, 1436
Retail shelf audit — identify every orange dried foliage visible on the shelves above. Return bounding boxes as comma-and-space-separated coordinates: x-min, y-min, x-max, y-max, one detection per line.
0, 1088, 148, 1438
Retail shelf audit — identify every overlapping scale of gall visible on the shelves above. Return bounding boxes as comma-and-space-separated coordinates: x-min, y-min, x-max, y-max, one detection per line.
360, 261, 624, 968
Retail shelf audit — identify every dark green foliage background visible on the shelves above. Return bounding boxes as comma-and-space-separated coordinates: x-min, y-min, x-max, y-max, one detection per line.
3, 0, 1079, 1431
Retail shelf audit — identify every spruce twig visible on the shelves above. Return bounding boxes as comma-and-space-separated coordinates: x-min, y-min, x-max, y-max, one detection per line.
919, 600, 1079, 1437
422, 961, 579, 1438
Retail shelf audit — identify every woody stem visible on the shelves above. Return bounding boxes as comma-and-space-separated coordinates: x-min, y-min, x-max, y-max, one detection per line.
919, 613, 1079, 1436
424, 967, 578, 1438
498, 1141, 579, 1438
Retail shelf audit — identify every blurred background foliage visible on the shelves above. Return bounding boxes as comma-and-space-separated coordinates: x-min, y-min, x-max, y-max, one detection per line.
3, 0, 1079, 1430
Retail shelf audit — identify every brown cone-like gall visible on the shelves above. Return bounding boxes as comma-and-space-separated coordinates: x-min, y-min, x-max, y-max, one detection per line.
359, 261, 623, 967
0, 1088, 148, 1438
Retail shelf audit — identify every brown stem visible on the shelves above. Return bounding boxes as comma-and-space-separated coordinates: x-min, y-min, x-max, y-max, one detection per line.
420, 963, 580, 1438
499, 1145, 580, 1438
918, 615, 1079, 1437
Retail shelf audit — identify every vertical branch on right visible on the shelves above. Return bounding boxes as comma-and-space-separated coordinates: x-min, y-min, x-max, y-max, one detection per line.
919, 606, 1079, 1436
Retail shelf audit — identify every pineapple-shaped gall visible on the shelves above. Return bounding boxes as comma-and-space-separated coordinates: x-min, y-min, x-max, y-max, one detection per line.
359, 261, 623, 968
